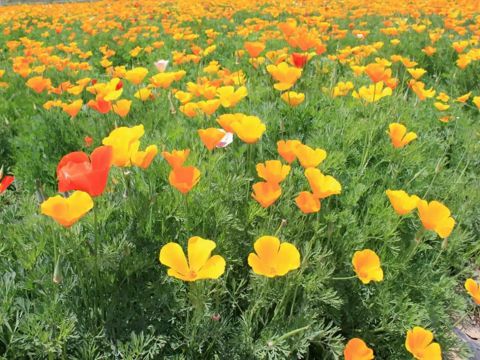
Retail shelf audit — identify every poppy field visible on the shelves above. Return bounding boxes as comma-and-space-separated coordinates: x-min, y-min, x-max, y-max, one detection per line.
1, 0, 480, 358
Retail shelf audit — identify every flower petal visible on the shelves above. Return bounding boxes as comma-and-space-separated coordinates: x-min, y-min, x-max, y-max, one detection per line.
197, 255, 226, 279
187, 236, 216, 273
159, 243, 189, 276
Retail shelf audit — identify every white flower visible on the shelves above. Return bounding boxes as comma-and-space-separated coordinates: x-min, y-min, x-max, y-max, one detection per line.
154, 60, 169, 72
216, 130, 233, 148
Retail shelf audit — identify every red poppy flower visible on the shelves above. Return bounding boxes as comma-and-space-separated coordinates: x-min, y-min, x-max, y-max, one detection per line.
87, 98, 112, 114
292, 52, 308, 68
0, 175, 14, 194
84, 136, 93, 147
57, 146, 113, 197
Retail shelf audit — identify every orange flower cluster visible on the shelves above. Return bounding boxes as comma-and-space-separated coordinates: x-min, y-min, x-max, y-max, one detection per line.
41, 125, 158, 227
162, 149, 200, 194
386, 190, 455, 239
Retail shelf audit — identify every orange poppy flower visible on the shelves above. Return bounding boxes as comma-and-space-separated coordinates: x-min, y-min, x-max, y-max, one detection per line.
40, 191, 94, 227
244, 41, 265, 58
87, 98, 112, 114
409, 81, 435, 100
150, 72, 176, 88
247, 236, 300, 277
304, 168, 342, 199
124, 67, 148, 85
252, 181, 281, 208
352, 249, 384, 284
365, 63, 390, 83
180, 102, 200, 117
134, 87, 152, 101
385, 190, 419, 215
472, 96, 480, 109
281, 91, 305, 106
175, 90, 193, 104
456, 92, 471, 103
332, 81, 354, 97
405, 327, 441, 360
102, 125, 144, 167
417, 200, 455, 238
465, 279, 480, 305
197, 99, 221, 116
169, 166, 200, 194
84, 136, 93, 147
198, 128, 225, 150
26, 76, 51, 93
131, 145, 158, 169
352, 82, 392, 103
434, 102, 449, 111
217, 113, 244, 133
255, 160, 290, 184
407, 68, 427, 80
343, 338, 374, 360
162, 149, 190, 169
112, 99, 132, 118
277, 139, 301, 163
422, 46, 437, 56
295, 191, 321, 214
387, 123, 417, 148
231, 115, 266, 144
295, 144, 327, 168
62, 99, 83, 118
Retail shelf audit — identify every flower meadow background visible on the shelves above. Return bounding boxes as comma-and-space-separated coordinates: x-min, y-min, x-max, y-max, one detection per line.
0, 0, 480, 358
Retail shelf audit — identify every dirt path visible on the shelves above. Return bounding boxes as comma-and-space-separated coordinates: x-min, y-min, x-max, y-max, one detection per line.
454, 319, 480, 359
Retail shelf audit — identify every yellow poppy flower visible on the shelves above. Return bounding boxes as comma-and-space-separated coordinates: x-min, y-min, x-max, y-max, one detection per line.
405, 327, 442, 360
352, 249, 384, 284
41, 191, 93, 227
247, 236, 300, 277
159, 237, 225, 281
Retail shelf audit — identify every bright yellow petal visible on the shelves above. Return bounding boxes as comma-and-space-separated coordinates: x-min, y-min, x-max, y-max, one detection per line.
275, 242, 301, 275
435, 216, 455, 238
167, 269, 191, 281
405, 327, 434, 355
254, 236, 280, 265
187, 236, 216, 273
196, 255, 226, 279
159, 243, 189, 276
465, 278, 479, 295
423, 343, 442, 360
402, 132, 417, 145
248, 253, 274, 277
68, 191, 94, 220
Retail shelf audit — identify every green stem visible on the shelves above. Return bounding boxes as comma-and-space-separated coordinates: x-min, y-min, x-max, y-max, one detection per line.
92, 204, 102, 322
274, 219, 287, 237
404, 228, 424, 263
52, 230, 61, 284
433, 238, 448, 266
331, 275, 356, 280
271, 325, 310, 345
